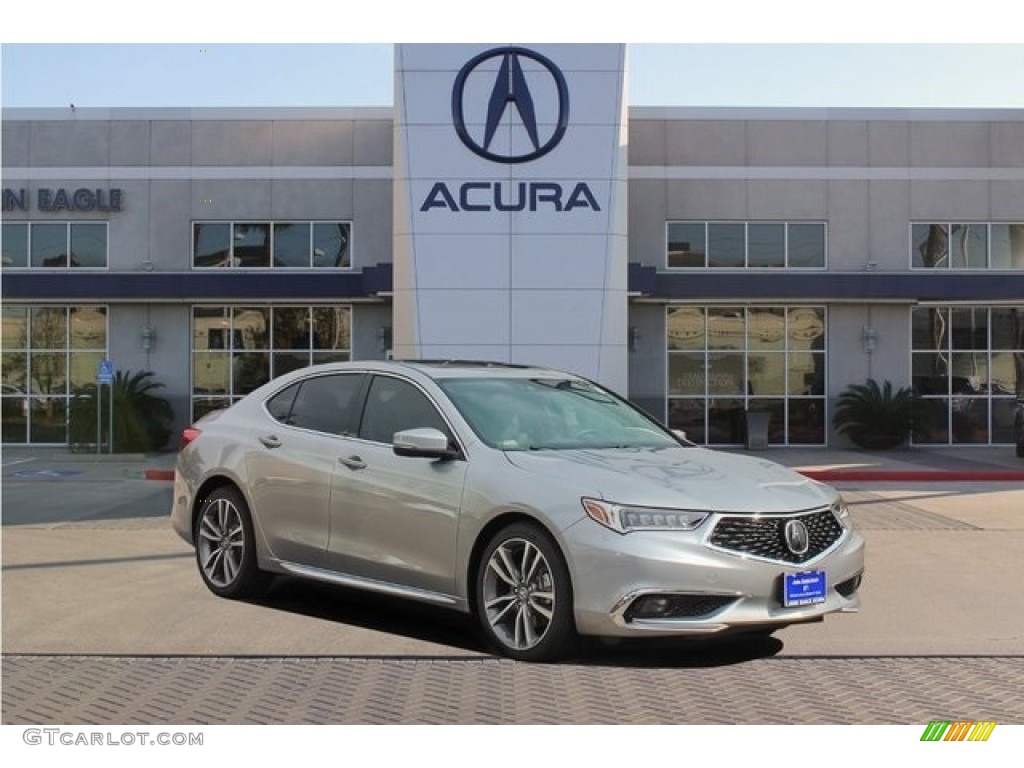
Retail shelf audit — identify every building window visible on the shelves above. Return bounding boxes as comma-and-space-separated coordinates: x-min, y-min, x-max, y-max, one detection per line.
911, 223, 1024, 269
1, 222, 108, 268
667, 222, 825, 269
1, 305, 108, 443
911, 306, 1024, 445
666, 306, 827, 446
192, 221, 352, 269
191, 305, 352, 420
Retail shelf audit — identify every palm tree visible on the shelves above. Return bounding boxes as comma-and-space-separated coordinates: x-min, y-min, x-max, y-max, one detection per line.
69, 370, 173, 452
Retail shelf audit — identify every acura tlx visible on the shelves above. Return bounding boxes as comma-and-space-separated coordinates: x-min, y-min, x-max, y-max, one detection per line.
172, 360, 864, 661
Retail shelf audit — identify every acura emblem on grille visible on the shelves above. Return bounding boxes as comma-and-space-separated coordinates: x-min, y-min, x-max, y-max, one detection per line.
784, 520, 810, 555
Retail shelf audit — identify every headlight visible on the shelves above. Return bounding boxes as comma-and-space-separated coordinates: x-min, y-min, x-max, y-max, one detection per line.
832, 497, 850, 526
582, 498, 709, 534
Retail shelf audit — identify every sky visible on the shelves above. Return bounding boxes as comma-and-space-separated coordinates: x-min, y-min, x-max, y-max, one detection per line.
3, 43, 1024, 110
3, 2, 1023, 110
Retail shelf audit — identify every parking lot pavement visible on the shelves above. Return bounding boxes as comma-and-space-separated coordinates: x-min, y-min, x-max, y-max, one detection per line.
2, 445, 1023, 723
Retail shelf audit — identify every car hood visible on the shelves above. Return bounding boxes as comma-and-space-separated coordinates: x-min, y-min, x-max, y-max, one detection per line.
504, 445, 834, 513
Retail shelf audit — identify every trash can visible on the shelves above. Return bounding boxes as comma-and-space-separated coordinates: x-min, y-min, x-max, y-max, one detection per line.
745, 410, 770, 450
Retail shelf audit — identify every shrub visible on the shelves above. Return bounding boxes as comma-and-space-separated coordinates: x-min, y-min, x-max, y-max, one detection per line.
832, 379, 931, 449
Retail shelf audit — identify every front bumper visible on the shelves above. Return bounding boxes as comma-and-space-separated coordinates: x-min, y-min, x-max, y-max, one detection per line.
563, 510, 865, 638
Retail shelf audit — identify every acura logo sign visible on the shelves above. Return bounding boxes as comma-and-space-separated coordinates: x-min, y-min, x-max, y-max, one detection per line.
784, 520, 811, 556
452, 46, 569, 164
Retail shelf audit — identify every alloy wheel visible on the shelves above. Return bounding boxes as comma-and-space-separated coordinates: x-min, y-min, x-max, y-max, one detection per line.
482, 537, 557, 651
197, 497, 245, 589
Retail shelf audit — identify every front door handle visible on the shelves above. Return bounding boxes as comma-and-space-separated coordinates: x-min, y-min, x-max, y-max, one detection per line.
258, 434, 281, 449
338, 455, 366, 470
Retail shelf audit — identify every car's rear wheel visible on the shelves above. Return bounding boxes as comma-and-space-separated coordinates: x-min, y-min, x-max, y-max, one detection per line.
195, 486, 270, 599
475, 522, 576, 662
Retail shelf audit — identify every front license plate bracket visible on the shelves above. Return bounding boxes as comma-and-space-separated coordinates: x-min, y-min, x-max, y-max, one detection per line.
783, 570, 827, 607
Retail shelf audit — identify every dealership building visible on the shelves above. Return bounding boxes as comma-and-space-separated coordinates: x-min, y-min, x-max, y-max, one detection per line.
2, 44, 1023, 448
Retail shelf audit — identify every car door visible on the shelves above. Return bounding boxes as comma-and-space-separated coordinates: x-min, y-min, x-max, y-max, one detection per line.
245, 372, 366, 568
327, 374, 467, 596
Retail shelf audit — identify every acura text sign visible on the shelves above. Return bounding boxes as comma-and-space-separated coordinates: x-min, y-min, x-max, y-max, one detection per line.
393, 44, 628, 389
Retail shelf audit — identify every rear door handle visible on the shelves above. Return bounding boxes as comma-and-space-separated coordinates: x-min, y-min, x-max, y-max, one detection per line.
338, 455, 366, 470
258, 434, 281, 449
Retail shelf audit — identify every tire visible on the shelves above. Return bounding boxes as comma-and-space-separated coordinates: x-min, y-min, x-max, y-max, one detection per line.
194, 486, 271, 599
475, 522, 576, 662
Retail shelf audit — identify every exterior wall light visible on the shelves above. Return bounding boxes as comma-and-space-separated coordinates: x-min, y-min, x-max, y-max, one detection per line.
141, 326, 157, 352
862, 326, 878, 353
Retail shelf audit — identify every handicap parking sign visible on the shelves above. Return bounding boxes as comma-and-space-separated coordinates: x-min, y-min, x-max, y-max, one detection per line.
97, 359, 114, 384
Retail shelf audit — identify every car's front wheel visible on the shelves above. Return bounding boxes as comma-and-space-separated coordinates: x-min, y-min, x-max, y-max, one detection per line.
194, 486, 270, 599
475, 522, 576, 662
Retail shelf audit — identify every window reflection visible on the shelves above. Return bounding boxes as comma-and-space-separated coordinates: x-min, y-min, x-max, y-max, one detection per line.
667, 222, 825, 268
191, 305, 352, 421
0, 305, 107, 444
913, 223, 1024, 269
193, 221, 352, 269
273, 223, 312, 268
912, 305, 1024, 445
193, 223, 231, 267
313, 223, 351, 268
787, 224, 825, 268
748, 223, 785, 267
233, 223, 271, 268
70, 223, 106, 268
708, 223, 745, 268
31, 224, 67, 267
2, 224, 28, 267
667, 223, 706, 268
666, 305, 827, 445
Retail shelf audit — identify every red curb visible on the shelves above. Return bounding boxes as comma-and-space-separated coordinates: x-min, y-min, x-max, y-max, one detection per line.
145, 469, 175, 481
799, 469, 1024, 483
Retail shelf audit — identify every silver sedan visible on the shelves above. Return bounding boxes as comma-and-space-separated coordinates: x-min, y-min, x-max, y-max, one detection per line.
171, 360, 864, 661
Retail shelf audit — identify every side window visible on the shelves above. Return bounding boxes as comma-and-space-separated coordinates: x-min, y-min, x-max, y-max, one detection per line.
266, 383, 300, 423
286, 374, 364, 435
359, 376, 450, 445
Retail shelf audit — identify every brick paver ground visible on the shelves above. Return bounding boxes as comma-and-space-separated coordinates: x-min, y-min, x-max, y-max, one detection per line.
4, 654, 1022, 725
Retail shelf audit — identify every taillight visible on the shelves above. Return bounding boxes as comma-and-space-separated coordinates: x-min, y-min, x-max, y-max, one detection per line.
180, 427, 202, 450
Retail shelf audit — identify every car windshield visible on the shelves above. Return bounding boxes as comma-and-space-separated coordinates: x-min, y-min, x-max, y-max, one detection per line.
439, 377, 680, 451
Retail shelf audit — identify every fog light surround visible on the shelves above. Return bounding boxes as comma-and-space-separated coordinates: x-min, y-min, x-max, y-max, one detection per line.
623, 593, 738, 622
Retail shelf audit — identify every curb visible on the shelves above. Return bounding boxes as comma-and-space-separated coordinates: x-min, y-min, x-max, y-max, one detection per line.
799, 469, 1024, 483
145, 469, 176, 481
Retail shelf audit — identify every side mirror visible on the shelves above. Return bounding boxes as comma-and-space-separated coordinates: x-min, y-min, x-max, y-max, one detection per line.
672, 429, 688, 442
393, 427, 457, 460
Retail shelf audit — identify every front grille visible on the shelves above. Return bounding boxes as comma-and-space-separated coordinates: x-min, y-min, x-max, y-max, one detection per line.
709, 508, 844, 564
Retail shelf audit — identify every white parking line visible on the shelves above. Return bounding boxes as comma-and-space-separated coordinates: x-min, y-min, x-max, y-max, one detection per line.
1, 458, 37, 468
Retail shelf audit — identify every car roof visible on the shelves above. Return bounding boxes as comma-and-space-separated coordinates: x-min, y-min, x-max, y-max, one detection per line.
282, 359, 581, 382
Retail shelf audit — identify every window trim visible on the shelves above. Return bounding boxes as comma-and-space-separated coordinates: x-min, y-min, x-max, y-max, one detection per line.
1, 304, 109, 445
665, 304, 828, 447
909, 304, 1024, 446
190, 304, 353, 423
909, 222, 1024, 270
1, 221, 110, 270
191, 220, 354, 270
665, 221, 827, 270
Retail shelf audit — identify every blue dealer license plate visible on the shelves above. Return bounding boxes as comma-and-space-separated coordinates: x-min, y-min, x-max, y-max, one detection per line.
783, 571, 827, 607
